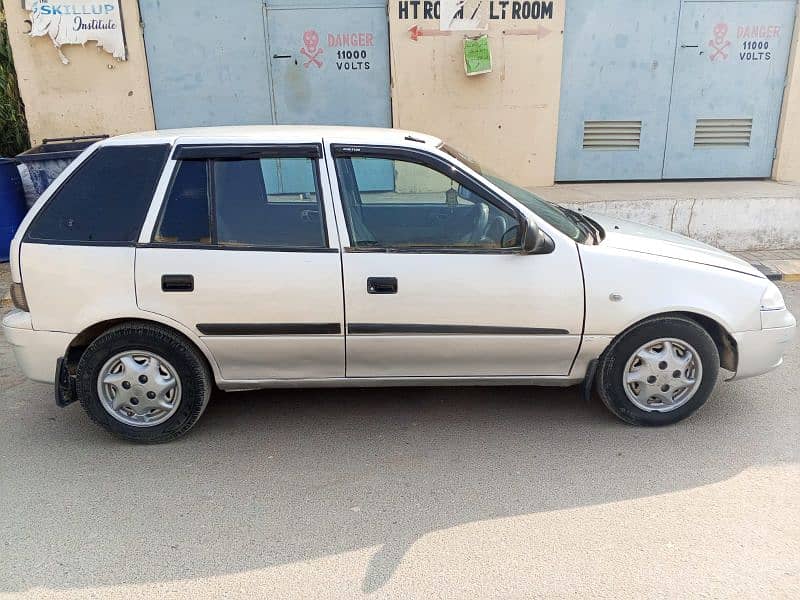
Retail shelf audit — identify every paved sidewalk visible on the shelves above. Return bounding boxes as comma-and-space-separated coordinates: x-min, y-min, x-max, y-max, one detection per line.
1, 262, 10, 311
734, 248, 800, 281
531, 180, 800, 252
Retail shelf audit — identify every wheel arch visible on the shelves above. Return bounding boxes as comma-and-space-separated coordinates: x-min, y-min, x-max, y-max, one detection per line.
613, 311, 738, 373
64, 317, 221, 382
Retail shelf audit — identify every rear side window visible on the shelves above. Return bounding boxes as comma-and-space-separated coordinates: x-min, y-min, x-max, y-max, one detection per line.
154, 156, 327, 249
26, 144, 170, 243
154, 160, 210, 244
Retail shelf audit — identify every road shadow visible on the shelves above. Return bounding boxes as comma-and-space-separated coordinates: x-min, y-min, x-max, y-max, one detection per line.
2, 365, 797, 593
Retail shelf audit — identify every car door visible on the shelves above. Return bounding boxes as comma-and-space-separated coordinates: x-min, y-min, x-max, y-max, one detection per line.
326, 142, 585, 378
135, 141, 345, 382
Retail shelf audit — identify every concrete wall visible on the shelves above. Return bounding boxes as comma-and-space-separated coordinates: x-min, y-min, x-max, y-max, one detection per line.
774, 8, 800, 183
388, 1, 564, 188
4, 0, 154, 145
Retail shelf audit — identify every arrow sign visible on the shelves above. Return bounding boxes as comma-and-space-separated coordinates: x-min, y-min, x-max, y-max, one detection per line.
408, 25, 453, 42
502, 25, 552, 39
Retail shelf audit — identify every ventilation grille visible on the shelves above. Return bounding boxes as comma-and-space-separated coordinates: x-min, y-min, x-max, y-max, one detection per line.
582, 120, 642, 150
694, 118, 753, 147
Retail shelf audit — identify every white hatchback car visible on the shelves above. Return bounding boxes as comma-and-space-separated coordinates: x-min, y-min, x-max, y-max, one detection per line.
2, 126, 796, 442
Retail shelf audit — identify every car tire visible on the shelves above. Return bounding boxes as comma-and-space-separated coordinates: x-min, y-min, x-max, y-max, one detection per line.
595, 316, 720, 426
76, 322, 212, 443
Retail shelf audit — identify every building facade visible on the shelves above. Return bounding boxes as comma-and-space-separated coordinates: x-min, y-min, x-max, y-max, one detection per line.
6, 0, 800, 188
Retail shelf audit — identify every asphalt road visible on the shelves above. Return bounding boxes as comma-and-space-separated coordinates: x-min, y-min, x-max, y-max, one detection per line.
0, 263, 797, 598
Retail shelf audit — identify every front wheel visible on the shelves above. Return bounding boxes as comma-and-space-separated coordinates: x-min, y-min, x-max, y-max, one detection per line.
76, 322, 212, 443
596, 316, 720, 426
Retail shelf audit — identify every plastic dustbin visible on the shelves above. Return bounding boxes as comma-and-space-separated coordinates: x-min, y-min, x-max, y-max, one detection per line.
16, 135, 107, 207
0, 158, 27, 262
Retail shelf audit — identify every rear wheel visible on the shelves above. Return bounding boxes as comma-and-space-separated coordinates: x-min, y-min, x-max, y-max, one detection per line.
76, 322, 212, 443
596, 316, 720, 426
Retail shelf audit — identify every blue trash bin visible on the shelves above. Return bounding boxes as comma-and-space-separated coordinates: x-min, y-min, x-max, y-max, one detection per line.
16, 135, 107, 207
0, 158, 27, 262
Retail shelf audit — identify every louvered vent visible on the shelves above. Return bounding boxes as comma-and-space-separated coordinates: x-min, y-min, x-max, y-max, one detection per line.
582, 120, 642, 150
694, 118, 753, 147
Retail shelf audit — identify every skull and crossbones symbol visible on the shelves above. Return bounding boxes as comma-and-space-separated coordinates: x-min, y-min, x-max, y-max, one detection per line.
300, 30, 323, 68
709, 22, 731, 61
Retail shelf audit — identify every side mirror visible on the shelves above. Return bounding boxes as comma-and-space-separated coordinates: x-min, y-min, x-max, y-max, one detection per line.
520, 215, 552, 255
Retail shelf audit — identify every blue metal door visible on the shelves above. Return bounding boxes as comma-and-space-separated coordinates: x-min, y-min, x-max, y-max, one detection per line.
556, 0, 796, 181
663, 0, 797, 178
265, 0, 391, 128
555, 0, 682, 181
139, 0, 274, 128
264, 0, 393, 190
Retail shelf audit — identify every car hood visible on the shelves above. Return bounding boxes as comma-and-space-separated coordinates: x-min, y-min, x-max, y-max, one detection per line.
584, 212, 764, 278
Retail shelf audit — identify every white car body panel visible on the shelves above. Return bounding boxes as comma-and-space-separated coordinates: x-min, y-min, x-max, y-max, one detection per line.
135, 248, 346, 380
2, 125, 795, 393
588, 213, 763, 278
579, 244, 765, 336
21, 244, 140, 333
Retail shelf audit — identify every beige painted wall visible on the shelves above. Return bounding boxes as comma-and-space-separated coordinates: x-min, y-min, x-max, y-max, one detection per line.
774, 8, 800, 182
389, 2, 564, 187
3, 0, 154, 145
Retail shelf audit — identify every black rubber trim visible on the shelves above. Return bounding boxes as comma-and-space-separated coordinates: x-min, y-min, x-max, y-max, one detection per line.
344, 246, 521, 255
138, 243, 339, 253
173, 143, 322, 160
54, 358, 77, 408
347, 324, 569, 335
197, 323, 342, 336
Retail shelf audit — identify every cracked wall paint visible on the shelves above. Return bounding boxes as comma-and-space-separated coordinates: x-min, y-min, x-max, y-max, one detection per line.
25, 1, 126, 64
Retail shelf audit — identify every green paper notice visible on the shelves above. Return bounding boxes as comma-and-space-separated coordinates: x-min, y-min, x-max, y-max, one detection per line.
464, 34, 492, 76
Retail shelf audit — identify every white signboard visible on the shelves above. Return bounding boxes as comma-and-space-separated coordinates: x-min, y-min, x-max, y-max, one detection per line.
25, 1, 127, 64
440, 0, 488, 31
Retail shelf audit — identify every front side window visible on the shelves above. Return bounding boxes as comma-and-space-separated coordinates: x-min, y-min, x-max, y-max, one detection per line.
335, 155, 520, 250
27, 144, 170, 243
154, 154, 326, 249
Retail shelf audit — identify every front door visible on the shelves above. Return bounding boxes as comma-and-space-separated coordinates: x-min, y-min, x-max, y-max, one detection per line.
136, 143, 345, 382
327, 144, 585, 378
662, 0, 796, 178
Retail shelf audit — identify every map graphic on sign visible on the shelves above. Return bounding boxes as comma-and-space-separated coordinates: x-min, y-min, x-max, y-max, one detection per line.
25, 1, 127, 64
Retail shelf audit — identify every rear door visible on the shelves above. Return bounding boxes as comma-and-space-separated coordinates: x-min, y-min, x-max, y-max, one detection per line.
136, 141, 345, 382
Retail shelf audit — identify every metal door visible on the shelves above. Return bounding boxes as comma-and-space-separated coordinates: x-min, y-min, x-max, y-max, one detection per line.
139, 0, 274, 128
264, 0, 391, 128
663, 0, 796, 178
264, 0, 393, 190
555, 0, 682, 181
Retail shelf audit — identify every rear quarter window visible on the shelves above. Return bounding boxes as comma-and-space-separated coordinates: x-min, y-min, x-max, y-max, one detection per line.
26, 144, 170, 244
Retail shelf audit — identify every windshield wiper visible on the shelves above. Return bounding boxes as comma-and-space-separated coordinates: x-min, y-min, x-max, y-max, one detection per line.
564, 208, 600, 244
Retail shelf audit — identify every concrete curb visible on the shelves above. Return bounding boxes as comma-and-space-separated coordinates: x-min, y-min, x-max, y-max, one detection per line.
744, 260, 800, 282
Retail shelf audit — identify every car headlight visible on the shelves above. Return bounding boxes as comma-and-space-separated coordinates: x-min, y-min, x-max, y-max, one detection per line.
761, 283, 785, 311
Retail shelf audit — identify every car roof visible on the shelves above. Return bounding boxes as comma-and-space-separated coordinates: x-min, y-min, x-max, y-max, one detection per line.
107, 125, 442, 147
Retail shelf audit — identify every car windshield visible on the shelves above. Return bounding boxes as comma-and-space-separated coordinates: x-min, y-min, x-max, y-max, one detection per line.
439, 143, 597, 243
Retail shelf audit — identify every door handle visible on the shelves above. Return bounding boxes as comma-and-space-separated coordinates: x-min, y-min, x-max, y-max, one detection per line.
161, 274, 194, 292
367, 277, 398, 295
272, 54, 292, 59
681, 44, 699, 48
